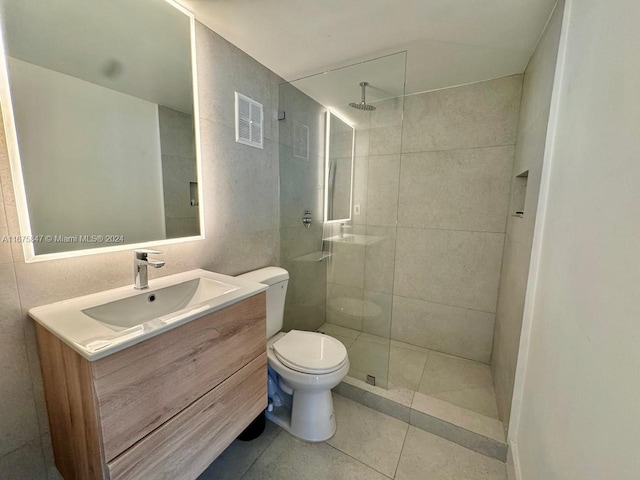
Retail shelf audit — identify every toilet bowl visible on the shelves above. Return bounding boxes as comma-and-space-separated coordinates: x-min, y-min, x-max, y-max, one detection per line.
237, 267, 349, 442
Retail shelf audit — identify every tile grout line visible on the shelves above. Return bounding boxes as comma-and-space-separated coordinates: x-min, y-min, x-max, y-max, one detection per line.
324, 441, 394, 480
392, 424, 411, 479
238, 429, 283, 480
393, 225, 507, 234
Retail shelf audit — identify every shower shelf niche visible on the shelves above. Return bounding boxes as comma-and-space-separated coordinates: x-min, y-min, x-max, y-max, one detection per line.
324, 233, 383, 246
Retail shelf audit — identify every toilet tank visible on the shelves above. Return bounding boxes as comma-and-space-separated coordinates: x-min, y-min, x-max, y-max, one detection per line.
236, 267, 289, 339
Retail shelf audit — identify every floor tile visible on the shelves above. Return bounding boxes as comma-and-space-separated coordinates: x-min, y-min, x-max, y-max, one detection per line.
388, 343, 428, 391
395, 427, 507, 480
419, 352, 493, 395
198, 421, 280, 480
327, 394, 408, 477
0, 439, 46, 480
431, 386, 499, 419
242, 429, 389, 480
347, 337, 390, 388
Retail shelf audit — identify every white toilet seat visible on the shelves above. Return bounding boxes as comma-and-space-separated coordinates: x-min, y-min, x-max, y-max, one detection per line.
272, 330, 348, 375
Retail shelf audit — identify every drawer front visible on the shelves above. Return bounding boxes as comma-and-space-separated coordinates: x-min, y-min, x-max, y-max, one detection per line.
108, 353, 267, 480
93, 292, 266, 461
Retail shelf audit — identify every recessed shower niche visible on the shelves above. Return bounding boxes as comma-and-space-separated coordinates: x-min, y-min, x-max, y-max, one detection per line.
512, 170, 529, 218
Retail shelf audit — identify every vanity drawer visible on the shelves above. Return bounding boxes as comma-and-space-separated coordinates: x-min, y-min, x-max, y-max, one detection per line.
92, 292, 266, 461
107, 352, 267, 480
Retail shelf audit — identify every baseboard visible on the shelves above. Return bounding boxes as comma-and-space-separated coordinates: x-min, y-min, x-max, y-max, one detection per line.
507, 439, 522, 480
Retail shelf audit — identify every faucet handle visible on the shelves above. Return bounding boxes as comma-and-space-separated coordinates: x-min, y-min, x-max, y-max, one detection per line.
134, 249, 163, 260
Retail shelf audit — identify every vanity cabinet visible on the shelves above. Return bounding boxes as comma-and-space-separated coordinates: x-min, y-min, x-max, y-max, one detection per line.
35, 292, 267, 480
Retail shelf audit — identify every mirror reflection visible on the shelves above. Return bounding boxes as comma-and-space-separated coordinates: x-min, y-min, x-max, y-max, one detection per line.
0, 0, 201, 257
325, 112, 354, 223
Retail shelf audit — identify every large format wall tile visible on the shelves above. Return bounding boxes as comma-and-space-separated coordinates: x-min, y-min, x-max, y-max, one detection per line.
368, 97, 403, 155
200, 129, 279, 234
366, 155, 400, 227
328, 242, 365, 289
278, 82, 326, 157
402, 75, 522, 153
394, 228, 504, 313
398, 146, 515, 232
391, 295, 495, 363
326, 283, 364, 331
352, 156, 368, 225
0, 265, 40, 457
196, 23, 276, 142
279, 145, 324, 228
364, 225, 397, 294
491, 2, 564, 429
362, 290, 393, 338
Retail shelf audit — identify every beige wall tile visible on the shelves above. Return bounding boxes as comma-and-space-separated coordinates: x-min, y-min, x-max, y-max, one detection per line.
327, 242, 365, 289
352, 156, 368, 225
391, 295, 495, 362
368, 97, 403, 155
326, 283, 364, 331
366, 154, 400, 227
394, 228, 504, 313
363, 225, 396, 294
398, 146, 515, 232
402, 75, 523, 153
361, 290, 392, 338
0, 265, 40, 458
491, 1, 564, 428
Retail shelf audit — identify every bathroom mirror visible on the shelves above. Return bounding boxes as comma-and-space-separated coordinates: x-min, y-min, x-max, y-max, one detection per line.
0, 0, 203, 261
324, 111, 355, 223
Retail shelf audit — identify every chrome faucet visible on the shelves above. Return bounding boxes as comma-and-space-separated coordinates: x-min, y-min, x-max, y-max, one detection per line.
133, 249, 165, 290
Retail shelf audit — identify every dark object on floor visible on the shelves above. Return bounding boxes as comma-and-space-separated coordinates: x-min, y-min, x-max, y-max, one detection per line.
238, 411, 266, 441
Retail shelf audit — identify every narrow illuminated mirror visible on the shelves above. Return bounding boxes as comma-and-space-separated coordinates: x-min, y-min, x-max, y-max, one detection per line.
324, 111, 355, 223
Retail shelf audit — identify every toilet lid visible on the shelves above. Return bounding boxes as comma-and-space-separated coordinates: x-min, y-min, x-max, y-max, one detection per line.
272, 330, 347, 374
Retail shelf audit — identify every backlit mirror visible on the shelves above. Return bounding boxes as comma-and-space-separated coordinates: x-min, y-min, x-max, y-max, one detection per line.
0, 0, 203, 261
324, 111, 354, 223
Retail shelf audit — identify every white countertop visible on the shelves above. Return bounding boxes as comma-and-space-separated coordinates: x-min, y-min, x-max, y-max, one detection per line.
29, 269, 267, 361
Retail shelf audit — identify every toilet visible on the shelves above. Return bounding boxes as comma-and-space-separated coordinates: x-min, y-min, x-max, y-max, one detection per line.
237, 266, 349, 442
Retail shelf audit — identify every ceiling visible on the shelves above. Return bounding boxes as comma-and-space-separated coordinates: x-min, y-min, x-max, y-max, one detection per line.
177, 0, 557, 95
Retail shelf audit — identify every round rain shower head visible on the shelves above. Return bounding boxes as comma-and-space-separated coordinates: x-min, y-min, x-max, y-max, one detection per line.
349, 81, 376, 111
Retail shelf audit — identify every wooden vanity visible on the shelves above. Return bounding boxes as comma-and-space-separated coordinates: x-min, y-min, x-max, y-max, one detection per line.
35, 292, 267, 480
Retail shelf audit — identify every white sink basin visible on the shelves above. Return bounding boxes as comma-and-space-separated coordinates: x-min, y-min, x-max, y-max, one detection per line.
29, 269, 267, 361
83, 277, 240, 330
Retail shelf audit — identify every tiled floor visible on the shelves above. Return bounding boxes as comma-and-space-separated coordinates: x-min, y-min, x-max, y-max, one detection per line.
199, 394, 507, 480
317, 323, 499, 419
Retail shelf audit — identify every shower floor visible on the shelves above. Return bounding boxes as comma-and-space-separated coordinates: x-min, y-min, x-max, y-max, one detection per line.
316, 323, 499, 420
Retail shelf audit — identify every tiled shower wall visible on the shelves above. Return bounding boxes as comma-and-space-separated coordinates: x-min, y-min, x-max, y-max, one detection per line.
158, 105, 199, 239
492, 1, 565, 429
278, 83, 328, 333
327, 76, 523, 365
393, 75, 522, 363
0, 22, 281, 478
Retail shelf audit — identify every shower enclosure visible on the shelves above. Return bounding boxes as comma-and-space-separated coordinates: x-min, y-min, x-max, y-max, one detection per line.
278, 52, 407, 389
278, 51, 518, 424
